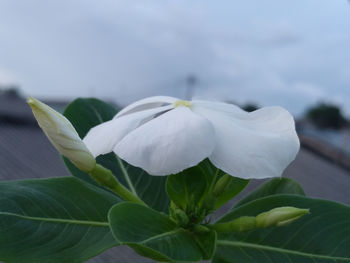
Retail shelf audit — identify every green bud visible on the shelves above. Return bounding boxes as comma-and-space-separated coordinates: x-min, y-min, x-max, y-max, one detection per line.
256, 206, 309, 228
213, 174, 233, 197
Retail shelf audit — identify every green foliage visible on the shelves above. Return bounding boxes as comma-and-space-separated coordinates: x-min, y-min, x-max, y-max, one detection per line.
166, 161, 210, 212
166, 159, 248, 224
0, 177, 120, 263
235, 177, 305, 208
214, 175, 249, 210
306, 102, 347, 129
109, 202, 216, 262
63, 98, 170, 213
214, 195, 350, 263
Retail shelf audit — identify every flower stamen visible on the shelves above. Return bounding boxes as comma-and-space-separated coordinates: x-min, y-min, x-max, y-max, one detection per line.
173, 100, 192, 108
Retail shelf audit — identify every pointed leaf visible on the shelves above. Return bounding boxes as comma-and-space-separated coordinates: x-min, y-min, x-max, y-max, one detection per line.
235, 177, 305, 208
0, 177, 120, 263
109, 202, 216, 262
63, 98, 169, 213
214, 195, 350, 263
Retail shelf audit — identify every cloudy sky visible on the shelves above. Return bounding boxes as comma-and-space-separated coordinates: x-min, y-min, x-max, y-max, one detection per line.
0, 0, 350, 116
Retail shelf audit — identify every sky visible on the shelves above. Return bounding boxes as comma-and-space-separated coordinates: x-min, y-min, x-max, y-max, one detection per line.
0, 0, 350, 117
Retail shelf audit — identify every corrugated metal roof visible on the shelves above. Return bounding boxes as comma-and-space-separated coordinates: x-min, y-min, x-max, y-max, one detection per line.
0, 125, 68, 179
0, 93, 35, 125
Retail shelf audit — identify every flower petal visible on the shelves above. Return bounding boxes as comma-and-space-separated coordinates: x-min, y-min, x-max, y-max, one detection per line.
115, 96, 178, 118
192, 102, 300, 179
114, 107, 216, 175
192, 100, 245, 114
83, 105, 173, 157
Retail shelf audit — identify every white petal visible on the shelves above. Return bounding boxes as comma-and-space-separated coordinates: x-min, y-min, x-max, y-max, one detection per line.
192, 100, 245, 114
83, 105, 173, 157
116, 96, 178, 118
114, 107, 216, 175
192, 103, 300, 179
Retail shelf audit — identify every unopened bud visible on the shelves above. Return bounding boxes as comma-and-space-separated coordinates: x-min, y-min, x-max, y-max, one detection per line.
27, 97, 96, 172
256, 206, 309, 228
213, 174, 233, 197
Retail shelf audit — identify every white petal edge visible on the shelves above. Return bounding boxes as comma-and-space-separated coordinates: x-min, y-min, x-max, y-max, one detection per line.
115, 96, 178, 118
192, 100, 245, 115
192, 103, 300, 179
114, 107, 216, 175
83, 104, 173, 157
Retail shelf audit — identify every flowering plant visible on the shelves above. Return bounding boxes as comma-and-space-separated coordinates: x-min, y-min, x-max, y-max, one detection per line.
0, 96, 349, 263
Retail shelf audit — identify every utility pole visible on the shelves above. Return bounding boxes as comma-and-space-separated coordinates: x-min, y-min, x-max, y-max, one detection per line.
185, 74, 197, 100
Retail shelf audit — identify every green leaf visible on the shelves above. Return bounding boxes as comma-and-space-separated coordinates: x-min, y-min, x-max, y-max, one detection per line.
214, 175, 249, 210
166, 161, 210, 211
167, 159, 248, 212
235, 177, 305, 208
0, 177, 121, 263
213, 195, 350, 263
63, 98, 170, 213
109, 202, 217, 262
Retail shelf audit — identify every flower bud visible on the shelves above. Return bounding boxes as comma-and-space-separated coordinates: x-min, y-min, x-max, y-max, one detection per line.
213, 174, 233, 197
27, 97, 96, 172
256, 206, 309, 228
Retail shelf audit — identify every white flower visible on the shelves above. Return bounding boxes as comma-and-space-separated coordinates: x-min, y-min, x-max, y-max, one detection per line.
83, 96, 300, 178
27, 97, 96, 172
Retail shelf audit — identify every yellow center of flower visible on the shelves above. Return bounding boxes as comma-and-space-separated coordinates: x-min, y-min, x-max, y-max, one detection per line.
173, 100, 192, 108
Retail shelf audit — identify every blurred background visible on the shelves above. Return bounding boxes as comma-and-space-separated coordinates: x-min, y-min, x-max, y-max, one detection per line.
1, 1, 350, 262
1, 0, 350, 113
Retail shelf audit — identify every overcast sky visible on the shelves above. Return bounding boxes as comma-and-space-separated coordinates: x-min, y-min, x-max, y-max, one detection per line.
0, 0, 350, 116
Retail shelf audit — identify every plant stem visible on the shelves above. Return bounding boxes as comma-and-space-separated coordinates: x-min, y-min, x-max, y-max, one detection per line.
89, 164, 146, 206
210, 216, 256, 233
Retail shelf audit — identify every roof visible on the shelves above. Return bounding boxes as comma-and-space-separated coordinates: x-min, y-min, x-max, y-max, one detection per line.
0, 92, 36, 125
